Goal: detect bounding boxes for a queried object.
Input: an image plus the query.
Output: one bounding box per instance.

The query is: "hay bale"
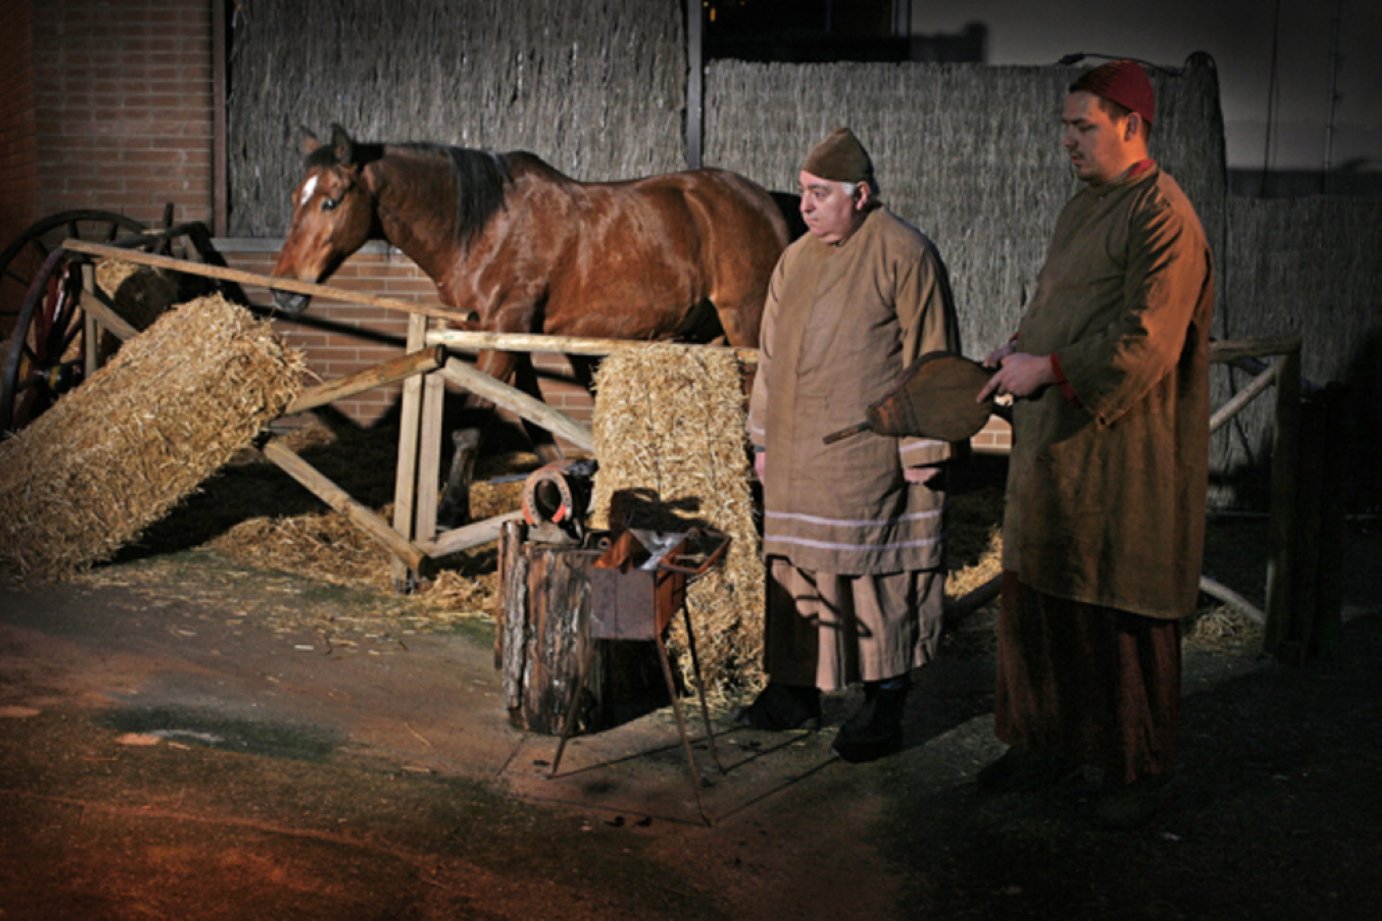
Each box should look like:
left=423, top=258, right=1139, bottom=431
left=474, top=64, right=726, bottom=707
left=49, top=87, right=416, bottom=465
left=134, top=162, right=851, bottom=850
left=0, top=294, right=304, bottom=579
left=591, top=345, right=763, bottom=699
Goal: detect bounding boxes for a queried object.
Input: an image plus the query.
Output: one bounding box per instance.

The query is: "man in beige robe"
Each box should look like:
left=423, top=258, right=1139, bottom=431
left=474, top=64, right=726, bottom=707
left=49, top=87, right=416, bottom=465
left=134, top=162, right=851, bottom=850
left=737, top=127, right=963, bottom=763
left=979, top=60, right=1214, bottom=826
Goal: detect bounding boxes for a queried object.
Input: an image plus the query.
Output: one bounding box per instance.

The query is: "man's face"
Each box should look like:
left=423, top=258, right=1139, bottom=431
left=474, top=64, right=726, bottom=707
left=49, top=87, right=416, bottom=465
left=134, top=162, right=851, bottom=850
left=1061, top=91, right=1134, bottom=184
left=798, top=170, right=866, bottom=244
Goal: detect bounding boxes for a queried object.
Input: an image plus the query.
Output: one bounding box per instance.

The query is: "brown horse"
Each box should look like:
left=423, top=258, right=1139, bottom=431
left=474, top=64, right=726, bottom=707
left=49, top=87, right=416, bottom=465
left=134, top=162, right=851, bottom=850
left=271, top=125, right=790, bottom=524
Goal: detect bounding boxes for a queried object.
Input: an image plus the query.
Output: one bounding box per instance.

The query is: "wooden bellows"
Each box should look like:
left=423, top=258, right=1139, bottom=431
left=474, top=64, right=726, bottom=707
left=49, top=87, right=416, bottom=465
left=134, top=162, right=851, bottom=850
left=823, top=351, right=996, bottom=444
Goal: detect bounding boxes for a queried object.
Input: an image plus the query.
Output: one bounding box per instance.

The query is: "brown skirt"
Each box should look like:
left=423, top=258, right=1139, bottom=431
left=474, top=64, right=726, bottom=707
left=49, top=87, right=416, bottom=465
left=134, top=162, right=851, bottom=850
left=764, top=557, right=944, bottom=691
left=994, top=572, right=1181, bottom=784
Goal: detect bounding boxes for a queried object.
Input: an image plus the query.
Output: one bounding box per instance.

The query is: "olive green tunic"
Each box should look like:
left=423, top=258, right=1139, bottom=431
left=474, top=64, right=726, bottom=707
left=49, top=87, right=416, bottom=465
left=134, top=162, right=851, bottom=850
left=1003, top=164, right=1214, bottom=620
left=748, top=207, right=962, bottom=575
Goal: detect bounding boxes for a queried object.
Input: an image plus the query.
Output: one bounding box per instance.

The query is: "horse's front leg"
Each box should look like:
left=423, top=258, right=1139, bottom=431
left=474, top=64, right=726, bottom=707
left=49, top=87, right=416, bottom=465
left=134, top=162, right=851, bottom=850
left=436, top=348, right=519, bottom=529
left=437, top=348, right=564, bottom=528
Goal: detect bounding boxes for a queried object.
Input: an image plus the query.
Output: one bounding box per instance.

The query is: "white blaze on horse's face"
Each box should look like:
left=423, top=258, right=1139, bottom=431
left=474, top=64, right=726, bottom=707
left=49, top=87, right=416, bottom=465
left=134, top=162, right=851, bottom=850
left=298, top=174, right=319, bottom=208
left=271, top=164, right=373, bottom=315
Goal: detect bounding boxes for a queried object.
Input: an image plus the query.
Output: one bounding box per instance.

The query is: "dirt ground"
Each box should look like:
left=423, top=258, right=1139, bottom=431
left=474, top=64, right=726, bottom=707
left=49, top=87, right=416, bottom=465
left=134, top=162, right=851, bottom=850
left=2, top=441, right=1380, bottom=919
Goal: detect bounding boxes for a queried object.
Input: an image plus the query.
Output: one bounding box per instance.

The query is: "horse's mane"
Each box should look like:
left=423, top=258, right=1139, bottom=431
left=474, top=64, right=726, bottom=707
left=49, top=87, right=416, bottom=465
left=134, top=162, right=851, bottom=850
left=404, top=143, right=511, bottom=246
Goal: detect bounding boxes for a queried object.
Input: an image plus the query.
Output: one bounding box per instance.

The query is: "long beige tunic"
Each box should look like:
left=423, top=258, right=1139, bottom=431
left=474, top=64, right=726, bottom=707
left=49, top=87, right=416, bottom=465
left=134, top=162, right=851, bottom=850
left=1003, top=164, right=1214, bottom=620
left=748, top=207, right=962, bottom=575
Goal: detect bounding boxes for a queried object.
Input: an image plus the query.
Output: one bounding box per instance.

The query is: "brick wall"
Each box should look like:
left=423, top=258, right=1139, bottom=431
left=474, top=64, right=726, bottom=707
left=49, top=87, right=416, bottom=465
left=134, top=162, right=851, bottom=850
left=32, top=0, right=213, bottom=228
left=0, top=3, right=38, bottom=273
left=971, top=416, right=1012, bottom=454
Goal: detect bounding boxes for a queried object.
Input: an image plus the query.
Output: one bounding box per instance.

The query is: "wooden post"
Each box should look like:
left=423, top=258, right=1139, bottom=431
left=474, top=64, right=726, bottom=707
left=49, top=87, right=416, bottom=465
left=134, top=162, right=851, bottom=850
left=686, top=0, right=703, bottom=170
left=1291, top=384, right=1346, bottom=657
left=81, top=265, right=100, bottom=379
left=1263, top=345, right=1301, bottom=660
left=416, top=320, right=445, bottom=544
left=390, top=315, right=429, bottom=587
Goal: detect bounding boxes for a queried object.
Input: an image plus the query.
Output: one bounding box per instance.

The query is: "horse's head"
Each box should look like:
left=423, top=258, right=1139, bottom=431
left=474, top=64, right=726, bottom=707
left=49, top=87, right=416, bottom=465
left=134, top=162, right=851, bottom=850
left=271, top=125, right=378, bottom=316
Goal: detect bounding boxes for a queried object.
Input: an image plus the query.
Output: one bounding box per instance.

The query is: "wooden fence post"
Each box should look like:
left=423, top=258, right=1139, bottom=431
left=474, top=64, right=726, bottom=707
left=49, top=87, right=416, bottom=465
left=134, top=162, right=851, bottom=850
left=390, top=314, right=429, bottom=588
left=1263, top=344, right=1301, bottom=660
left=416, top=319, right=445, bottom=546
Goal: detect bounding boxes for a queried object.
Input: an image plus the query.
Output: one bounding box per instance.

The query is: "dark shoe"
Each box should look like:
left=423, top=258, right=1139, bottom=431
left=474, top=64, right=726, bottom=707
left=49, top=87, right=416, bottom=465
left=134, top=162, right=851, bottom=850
left=832, top=681, right=908, bottom=763
left=976, top=747, right=1078, bottom=792
left=1091, top=773, right=1177, bottom=830
left=733, top=683, right=821, bottom=731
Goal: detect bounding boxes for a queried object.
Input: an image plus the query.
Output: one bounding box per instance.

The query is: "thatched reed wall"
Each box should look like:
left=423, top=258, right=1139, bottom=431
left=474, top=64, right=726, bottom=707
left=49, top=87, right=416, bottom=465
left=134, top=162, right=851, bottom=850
left=703, top=60, right=1228, bottom=364
left=1215, top=196, right=1382, bottom=508
left=228, top=0, right=685, bottom=236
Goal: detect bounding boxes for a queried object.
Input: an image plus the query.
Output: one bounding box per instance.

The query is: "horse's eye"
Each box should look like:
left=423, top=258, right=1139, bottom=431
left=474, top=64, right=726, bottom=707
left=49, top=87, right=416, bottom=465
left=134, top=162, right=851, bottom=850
left=321, top=197, right=340, bottom=212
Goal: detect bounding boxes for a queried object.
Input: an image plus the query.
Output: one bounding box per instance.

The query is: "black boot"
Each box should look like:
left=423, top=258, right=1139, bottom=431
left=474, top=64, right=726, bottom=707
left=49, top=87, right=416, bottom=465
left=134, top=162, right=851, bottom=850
left=832, top=678, right=908, bottom=763
left=733, top=682, right=821, bottom=731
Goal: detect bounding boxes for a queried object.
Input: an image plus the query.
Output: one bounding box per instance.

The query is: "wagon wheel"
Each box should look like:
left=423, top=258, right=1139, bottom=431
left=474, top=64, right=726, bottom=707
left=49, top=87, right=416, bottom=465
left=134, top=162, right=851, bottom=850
left=0, top=210, right=150, bottom=436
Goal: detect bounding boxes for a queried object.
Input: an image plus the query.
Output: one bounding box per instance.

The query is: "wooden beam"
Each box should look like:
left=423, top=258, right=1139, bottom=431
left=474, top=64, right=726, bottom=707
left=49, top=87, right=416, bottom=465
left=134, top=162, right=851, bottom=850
left=1209, top=336, right=1302, bottom=364
left=427, top=328, right=759, bottom=363
left=419, top=510, right=525, bottom=557
left=1210, top=363, right=1277, bottom=433
left=440, top=357, right=594, bottom=452
left=284, top=346, right=444, bottom=415
left=1198, top=575, right=1265, bottom=625
left=260, top=438, right=431, bottom=576
left=82, top=287, right=141, bottom=342
left=943, top=574, right=1001, bottom=623
left=62, top=239, right=464, bottom=321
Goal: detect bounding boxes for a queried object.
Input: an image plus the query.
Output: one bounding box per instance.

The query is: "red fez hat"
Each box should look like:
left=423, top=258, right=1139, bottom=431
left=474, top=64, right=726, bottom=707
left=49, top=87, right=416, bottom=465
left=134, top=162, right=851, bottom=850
left=1070, top=59, right=1156, bottom=126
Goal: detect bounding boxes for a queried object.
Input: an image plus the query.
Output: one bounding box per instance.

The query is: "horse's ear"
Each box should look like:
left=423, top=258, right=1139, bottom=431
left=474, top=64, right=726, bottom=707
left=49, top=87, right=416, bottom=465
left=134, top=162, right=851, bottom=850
left=298, top=126, right=322, bottom=157
left=330, top=124, right=356, bottom=167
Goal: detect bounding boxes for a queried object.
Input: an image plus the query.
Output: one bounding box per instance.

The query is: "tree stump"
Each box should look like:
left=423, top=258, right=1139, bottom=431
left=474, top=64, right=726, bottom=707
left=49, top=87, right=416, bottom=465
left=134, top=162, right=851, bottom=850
left=497, top=521, right=665, bottom=734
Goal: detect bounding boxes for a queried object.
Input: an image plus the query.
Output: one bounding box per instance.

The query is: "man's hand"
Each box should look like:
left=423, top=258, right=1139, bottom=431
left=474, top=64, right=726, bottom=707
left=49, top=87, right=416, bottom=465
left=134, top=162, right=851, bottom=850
left=983, top=341, right=1017, bottom=368
left=978, top=352, right=1057, bottom=402
left=753, top=449, right=766, bottom=483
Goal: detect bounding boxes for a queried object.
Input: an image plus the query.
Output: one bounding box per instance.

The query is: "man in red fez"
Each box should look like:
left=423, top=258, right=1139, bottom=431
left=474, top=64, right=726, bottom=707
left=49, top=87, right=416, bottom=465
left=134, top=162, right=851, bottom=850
left=978, top=60, right=1214, bottom=826
left=737, top=128, right=964, bottom=763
